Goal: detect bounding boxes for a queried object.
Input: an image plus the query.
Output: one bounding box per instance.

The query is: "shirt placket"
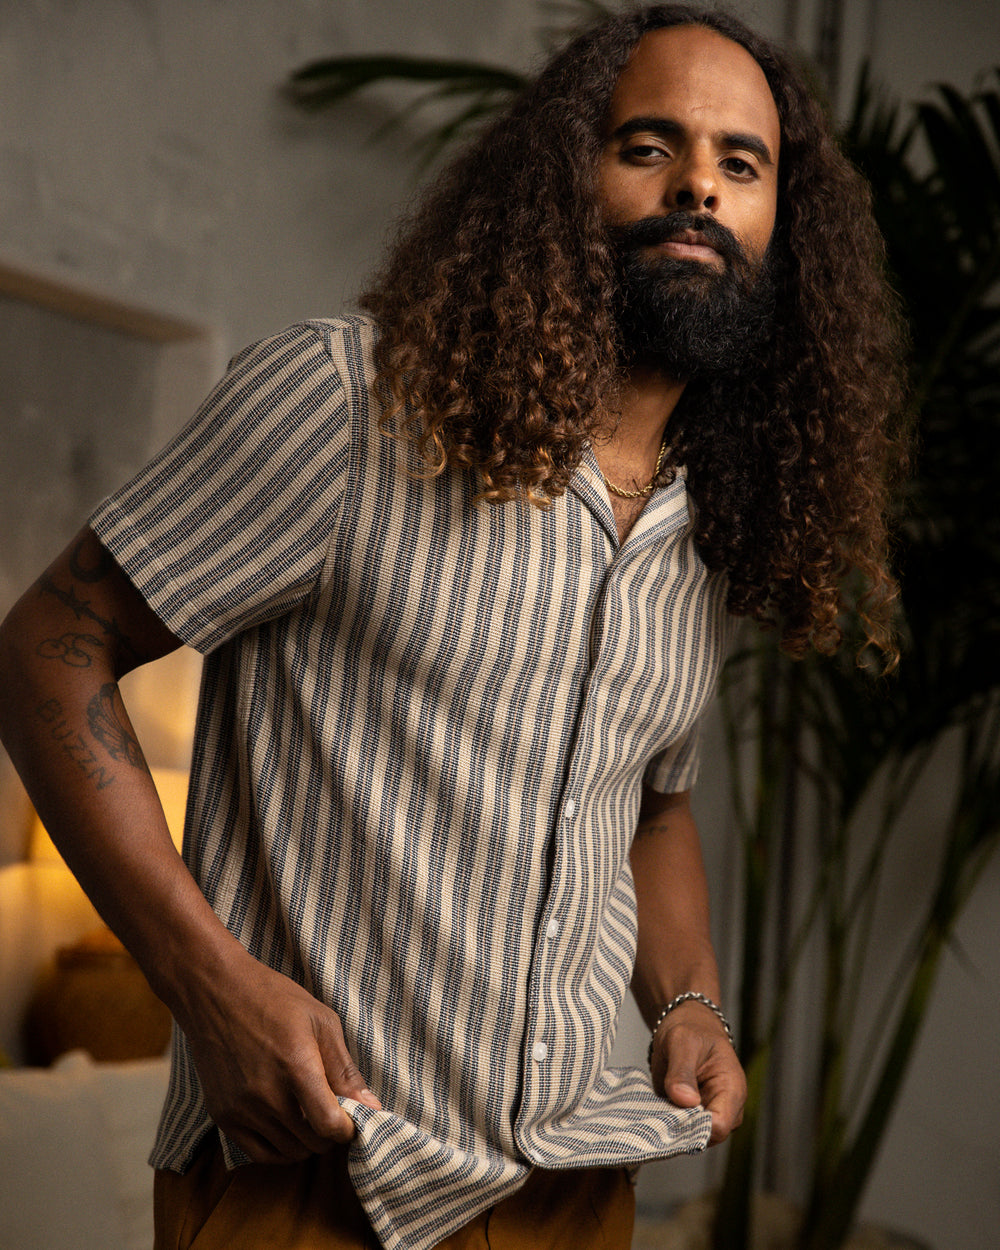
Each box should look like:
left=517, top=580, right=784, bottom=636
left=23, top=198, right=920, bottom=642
left=513, top=466, right=697, bottom=1156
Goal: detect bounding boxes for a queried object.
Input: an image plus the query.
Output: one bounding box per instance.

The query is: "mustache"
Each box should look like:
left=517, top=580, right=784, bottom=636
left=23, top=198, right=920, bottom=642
left=608, top=211, right=750, bottom=270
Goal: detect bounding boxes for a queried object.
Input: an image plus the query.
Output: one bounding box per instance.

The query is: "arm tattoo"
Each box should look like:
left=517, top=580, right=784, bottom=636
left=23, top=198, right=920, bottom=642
left=38, top=574, right=141, bottom=667
left=87, top=683, right=148, bottom=771
left=36, top=697, right=115, bottom=791
left=32, top=540, right=151, bottom=790
left=36, top=632, right=104, bottom=668
left=633, top=817, right=671, bottom=842
left=68, top=537, right=115, bottom=584
left=39, top=573, right=91, bottom=620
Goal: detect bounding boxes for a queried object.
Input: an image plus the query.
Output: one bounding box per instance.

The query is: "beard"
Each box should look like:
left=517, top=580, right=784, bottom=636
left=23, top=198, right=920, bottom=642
left=609, top=211, right=776, bottom=379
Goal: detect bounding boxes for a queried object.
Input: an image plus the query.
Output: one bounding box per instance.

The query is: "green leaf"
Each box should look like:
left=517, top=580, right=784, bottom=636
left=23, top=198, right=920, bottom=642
left=285, top=54, right=527, bottom=112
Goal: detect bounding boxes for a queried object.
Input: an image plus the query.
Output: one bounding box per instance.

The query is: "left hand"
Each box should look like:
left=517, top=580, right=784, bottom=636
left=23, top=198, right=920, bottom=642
left=650, top=1000, right=746, bottom=1145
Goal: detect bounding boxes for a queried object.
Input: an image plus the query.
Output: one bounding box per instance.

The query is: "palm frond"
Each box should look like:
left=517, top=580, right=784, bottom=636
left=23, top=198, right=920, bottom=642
left=284, top=0, right=611, bottom=167
left=716, top=63, right=1000, bottom=1250
left=285, top=54, right=527, bottom=113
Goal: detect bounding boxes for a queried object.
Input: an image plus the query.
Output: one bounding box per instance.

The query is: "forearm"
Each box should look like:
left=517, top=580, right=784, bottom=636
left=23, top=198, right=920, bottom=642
left=3, top=691, right=233, bottom=1017
left=630, top=787, right=744, bottom=1139
left=629, top=787, right=723, bottom=1027
left=0, top=539, right=243, bottom=1019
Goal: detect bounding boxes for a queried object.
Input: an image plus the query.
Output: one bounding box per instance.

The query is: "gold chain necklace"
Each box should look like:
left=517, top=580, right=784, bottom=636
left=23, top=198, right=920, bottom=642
left=601, top=438, right=668, bottom=500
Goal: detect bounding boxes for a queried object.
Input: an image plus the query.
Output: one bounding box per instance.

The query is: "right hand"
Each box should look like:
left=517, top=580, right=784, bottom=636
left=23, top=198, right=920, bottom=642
left=177, top=948, right=382, bottom=1164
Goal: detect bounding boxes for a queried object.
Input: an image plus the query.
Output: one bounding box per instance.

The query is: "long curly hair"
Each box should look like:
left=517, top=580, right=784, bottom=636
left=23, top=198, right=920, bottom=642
left=360, top=4, right=909, bottom=661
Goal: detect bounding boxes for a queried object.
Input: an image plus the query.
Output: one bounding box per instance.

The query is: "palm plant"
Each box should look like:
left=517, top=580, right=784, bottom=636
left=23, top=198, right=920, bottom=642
left=713, top=67, right=1000, bottom=1250
left=284, top=12, right=1000, bottom=1247
left=284, top=1, right=607, bottom=171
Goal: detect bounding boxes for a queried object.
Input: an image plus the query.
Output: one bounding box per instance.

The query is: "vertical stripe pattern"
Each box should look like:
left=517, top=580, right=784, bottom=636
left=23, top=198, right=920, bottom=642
left=90, top=317, right=735, bottom=1250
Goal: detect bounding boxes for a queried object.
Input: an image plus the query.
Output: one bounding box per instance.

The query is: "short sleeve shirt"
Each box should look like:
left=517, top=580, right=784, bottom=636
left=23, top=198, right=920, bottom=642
left=90, top=317, right=736, bottom=1250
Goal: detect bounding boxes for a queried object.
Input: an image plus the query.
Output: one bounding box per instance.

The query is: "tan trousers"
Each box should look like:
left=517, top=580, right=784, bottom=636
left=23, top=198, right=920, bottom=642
left=154, top=1134, right=636, bottom=1250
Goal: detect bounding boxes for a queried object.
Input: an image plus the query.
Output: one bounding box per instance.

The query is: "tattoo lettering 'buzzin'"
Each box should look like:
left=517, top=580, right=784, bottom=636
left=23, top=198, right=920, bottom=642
left=37, top=697, right=115, bottom=791
left=35, top=684, right=149, bottom=793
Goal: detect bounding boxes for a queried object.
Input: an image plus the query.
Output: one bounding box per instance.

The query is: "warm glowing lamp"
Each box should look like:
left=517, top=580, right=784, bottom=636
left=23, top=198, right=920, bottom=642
left=16, top=769, right=188, bottom=1065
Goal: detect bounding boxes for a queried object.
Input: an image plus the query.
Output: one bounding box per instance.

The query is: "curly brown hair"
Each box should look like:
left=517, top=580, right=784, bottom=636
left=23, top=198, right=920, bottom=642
left=360, top=4, right=909, bottom=661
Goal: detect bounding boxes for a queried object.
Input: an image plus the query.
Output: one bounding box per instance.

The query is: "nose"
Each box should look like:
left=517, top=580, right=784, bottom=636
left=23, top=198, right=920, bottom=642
left=669, top=150, right=719, bottom=212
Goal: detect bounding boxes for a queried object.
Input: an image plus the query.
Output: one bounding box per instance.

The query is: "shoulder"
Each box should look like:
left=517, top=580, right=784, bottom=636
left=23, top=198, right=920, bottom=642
left=285, top=314, right=379, bottom=377
left=209, top=316, right=381, bottom=446
left=226, top=314, right=377, bottom=375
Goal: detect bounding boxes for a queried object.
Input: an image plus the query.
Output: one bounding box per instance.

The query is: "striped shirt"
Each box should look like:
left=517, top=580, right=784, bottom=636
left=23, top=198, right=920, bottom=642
left=91, top=316, right=735, bottom=1250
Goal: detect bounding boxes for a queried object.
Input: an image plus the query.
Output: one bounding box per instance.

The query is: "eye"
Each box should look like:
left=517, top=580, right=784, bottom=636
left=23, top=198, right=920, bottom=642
left=722, top=156, right=758, bottom=179
left=623, top=141, right=670, bottom=164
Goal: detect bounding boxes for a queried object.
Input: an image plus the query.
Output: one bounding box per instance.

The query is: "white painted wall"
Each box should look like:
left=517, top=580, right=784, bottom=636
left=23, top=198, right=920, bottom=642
left=0, top=0, right=547, bottom=353
left=2, top=2, right=998, bottom=1247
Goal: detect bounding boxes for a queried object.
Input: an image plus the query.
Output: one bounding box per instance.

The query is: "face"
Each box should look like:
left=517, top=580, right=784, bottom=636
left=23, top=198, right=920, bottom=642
left=597, top=24, right=781, bottom=273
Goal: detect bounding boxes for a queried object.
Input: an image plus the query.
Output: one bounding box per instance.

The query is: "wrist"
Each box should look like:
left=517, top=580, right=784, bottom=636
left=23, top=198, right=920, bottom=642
left=647, top=991, right=735, bottom=1066
left=144, top=912, right=251, bottom=1025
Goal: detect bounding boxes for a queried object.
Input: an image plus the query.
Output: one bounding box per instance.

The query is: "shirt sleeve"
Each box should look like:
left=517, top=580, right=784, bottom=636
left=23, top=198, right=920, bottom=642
left=643, top=722, right=702, bottom=794
left=89, top=322, right=353, bottom=654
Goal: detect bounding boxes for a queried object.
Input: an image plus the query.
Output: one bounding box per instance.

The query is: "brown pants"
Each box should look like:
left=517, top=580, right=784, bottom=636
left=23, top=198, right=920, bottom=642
left=154, top=1134, right=635, bottom=1250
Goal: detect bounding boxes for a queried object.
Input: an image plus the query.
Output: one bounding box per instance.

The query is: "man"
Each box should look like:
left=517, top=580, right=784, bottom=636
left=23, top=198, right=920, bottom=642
left=0, top=5, right=906, bottom=1249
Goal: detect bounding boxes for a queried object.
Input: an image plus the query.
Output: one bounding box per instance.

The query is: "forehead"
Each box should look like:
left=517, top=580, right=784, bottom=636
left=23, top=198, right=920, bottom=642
left=607, top=24, right=781, bottom=157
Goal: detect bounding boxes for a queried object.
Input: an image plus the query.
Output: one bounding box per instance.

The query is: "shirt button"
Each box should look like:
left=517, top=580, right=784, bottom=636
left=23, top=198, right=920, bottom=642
left=564, top=798, right=577, bottom=818
left=546, top=918, right=560, bottom=940
left=532, top=1041, right=548, bottom=1063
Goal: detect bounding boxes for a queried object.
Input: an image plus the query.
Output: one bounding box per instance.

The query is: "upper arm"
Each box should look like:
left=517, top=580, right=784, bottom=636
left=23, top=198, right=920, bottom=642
left=86, top=325, right=356, bottom=654
left=637, top=785, right=693, bottom=829
left=631, top=786, right=705, bottom=907
left=4, top=526, right=184, bottom=679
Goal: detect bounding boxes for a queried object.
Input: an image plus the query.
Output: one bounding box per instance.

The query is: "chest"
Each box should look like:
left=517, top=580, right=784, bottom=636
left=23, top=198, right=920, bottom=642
left=319, top=464, right=720, bottom=737
left=609, top=493, right=650, bottom=544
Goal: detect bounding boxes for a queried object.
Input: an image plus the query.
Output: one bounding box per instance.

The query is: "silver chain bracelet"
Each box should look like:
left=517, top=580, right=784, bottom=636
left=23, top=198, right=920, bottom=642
left=647, top=991, right=735, bottom=1066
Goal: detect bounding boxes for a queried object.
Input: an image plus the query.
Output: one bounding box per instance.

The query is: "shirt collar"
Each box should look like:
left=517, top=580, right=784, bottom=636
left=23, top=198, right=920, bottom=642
left=569, top=447, right=692, bottom=552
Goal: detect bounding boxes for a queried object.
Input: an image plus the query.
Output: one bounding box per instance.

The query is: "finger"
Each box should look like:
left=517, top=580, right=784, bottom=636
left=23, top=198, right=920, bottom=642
left=660, top=1030, right=704, bottom=1108
left=701, top=1076, right=746, bottom=1144
left=286, top=1047, right=359, bottom=1144
left=286, top=1104, right=346, bottom=1155
left=700, top=1055, right=745, bottom=1145
left=205, top=1056, right=345, bottom=1156
left=288, top=1013, right=381, bottom=1144
left=229, top=1091, right=347, bottom=1157
left=316, top=1012, right=382, bottom=1111
left=224, top=1122, right=314, bottom=1166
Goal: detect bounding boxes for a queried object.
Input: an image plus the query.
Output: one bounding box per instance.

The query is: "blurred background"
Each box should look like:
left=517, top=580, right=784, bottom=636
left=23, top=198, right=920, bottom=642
left=1, top=3, right=998, bottom=1249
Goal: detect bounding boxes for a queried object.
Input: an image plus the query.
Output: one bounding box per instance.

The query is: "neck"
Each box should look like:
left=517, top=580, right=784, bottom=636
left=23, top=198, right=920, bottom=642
left=590, top=363, right=687, bottom=543
left=609, top=362, right=687, bottom=456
